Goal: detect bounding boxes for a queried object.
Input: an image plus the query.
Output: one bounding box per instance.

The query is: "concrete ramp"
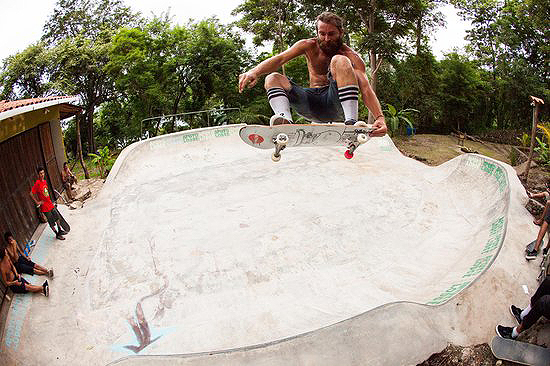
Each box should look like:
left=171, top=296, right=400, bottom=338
left=2, top=124, right=530, bottom=366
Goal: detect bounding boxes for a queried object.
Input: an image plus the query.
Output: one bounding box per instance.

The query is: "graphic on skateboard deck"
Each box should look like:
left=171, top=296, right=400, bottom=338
left=491, top=336, right=550, bottom=366
left=239, top=123, right=374, bottom=161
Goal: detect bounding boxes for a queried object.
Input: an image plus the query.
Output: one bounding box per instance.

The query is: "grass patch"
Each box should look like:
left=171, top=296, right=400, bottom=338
left=68, top=151, right=121, bottom=180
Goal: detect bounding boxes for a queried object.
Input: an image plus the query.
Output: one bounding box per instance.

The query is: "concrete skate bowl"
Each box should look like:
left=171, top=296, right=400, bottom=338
left=92, top=124, right=512, bottom=365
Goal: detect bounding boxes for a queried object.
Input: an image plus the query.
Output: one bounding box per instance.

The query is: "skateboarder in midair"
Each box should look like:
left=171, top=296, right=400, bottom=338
left=30, top=167, right=68, bottom=240
left=238, top=11, right=387, bottom=137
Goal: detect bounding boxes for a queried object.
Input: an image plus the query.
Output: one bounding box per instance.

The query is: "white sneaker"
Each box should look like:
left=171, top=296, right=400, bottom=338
left=269, top=115, right=292, bottom=126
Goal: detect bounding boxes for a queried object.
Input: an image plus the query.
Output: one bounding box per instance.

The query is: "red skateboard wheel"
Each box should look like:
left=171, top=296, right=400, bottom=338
left=344, top=150, right=354, bottom=159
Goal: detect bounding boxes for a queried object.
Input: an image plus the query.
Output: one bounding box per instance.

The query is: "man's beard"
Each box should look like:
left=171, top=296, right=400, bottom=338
left=317, top=37, right=343, bottom=57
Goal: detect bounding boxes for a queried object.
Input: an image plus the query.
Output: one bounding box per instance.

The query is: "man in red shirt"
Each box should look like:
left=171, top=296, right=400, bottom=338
left=30, top=167, right=68, bottom=240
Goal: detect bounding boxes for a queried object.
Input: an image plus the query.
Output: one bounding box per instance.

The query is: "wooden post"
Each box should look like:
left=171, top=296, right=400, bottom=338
left=524, top=96, right=545, bottom=181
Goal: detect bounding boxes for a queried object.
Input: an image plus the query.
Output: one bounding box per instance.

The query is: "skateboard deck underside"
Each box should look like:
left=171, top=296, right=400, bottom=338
left=239, top=124, right=372, bottom=150
left=526, top=240, right=536, bottom=253
left=57, top=207, right=71, bottom=233
left=491, top=336, right=550, bottom=366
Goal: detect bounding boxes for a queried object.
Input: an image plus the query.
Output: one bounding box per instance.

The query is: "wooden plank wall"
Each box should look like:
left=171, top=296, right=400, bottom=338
left=0, top=127, right=43, bottom=245
left=0, top=122, right=61, bottom=323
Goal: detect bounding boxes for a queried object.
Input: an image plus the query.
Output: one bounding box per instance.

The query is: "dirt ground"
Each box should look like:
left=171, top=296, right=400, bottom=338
left=393, top=134, right=550, bottom=190
left=67, top=134, right=550, bottom=366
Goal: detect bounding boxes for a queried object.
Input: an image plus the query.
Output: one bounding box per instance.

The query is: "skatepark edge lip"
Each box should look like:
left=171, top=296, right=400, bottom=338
left=102, top=124, right=512, bottom=365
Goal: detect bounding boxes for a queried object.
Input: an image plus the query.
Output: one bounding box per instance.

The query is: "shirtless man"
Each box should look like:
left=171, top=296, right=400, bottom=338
left=4, top=232, right=53, bottom=278
left=238, top=11, right=387, bottom=137
left=0, top=247, right=49, bottom=297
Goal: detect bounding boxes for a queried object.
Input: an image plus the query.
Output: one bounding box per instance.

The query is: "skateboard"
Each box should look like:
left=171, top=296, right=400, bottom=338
left=526, top=240, right=536, bottom=253
left=239, top=122, right=374, bottom=162
left=491, top=336, right=550, bottom=366
left=55, top=206, right=71, bottom=233
left=526, top=240, right=550, bottom=282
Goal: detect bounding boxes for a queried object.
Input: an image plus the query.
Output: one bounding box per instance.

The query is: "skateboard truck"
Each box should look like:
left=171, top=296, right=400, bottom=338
left=344, top=130, right=369, bottom=159
left=272, top=133, right=289, bottom=162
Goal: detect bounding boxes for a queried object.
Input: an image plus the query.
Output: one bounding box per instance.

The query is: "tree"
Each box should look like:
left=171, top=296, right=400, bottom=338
left=411, top=0, right=446, bottom=56
left=232, top=0, right=312, bottom=65
left=377, top=51, right=441, bottom=132
left=104, top=17, right=249, bottom=139
left=437, top=52, right=490, bottom=133
left=48, top=35, right=113, bottom=153
left=301, top=0, right=425, bottom=93
left=452, top=0, right=549, bottom=129
left=0, top=43, right=51, bottom=100
left=43, top=0, right=140, bottom=153
left=42, top=0, right=139, bottom=45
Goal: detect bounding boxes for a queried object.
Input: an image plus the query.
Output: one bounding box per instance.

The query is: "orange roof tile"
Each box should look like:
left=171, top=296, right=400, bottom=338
left=0, top=96, right=77, bottom=113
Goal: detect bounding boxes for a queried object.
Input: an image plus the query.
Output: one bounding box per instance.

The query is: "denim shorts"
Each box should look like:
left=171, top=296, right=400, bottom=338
left=287, top=73, right=345, bottom=123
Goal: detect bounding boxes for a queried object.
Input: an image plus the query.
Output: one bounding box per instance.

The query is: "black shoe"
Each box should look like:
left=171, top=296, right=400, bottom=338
left=344, top=119, right=357, bottom=125
left=42, top=280, right=49, bottom=297
left=510, top=305, right=522, bottom=324
left=526, top=249, right=538, bottom=260
left=496, top=325, right=515, bottom=339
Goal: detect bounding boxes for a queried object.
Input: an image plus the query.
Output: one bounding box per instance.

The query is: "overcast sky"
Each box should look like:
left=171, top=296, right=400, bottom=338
left=0, top=1, right=470, bottom=63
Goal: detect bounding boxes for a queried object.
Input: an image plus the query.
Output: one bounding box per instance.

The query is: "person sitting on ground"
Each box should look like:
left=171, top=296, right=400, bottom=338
left=0, top=247, right=48, bottom=297
left=496, top=276, right=550, bottom=339
left=4, top=232, right=53, bottom=278
left=30, top=166, right=68, bottom=240
left=526, top=195, right=550, bottom=260
left=61, top=162, right=77, bottom=200
left=528, top=182, right=550, bottom=226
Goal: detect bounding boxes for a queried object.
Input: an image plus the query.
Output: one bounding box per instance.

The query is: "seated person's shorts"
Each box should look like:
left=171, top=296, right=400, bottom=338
left=288, top=73, right=345, bottom=123
left=15, top=255, right=36, bottom=275
left=9, top=277, right=29, bottom=294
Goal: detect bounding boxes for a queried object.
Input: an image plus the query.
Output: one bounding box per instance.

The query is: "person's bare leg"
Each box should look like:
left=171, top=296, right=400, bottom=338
left=535, top=201, right=549, bottom=225
left=534, top=221, right=548, bottom=251
left=264, top=72, right=291, bottom=91
left=330, top=55, right=357, bottom=86
left=264, top=73, right=293, bottom=125
left=330, top=55, right=359, bottom=123
left=32, top=264, right=49, bottom=276
left=24, top=281, right=48, bottom=296
left=24, top=283, right=42, bottom=293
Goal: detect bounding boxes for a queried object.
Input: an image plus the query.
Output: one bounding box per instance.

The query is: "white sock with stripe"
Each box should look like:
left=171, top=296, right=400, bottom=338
left=267, top=88, right=293, bottom=122
left=521, top=304, right=531, bottom=319
left=338, top=85, right=359, bottom=122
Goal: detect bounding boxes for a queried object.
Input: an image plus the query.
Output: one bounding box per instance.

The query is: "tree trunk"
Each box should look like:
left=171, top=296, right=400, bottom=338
left=416, top=14, right=422, bottom=56
left=76, top=112, right=90, bottom=179
left=86, top=104, right=96, bottom=153
left=278, top=11, right=286, bottom=75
